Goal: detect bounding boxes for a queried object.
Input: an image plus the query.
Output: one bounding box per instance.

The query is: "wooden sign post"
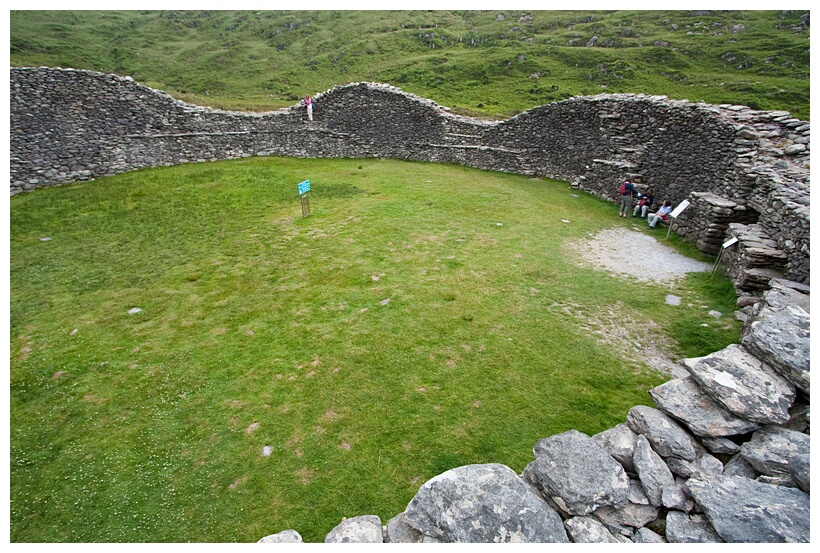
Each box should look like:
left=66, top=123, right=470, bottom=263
left=713, top=235, right=739, bottom=275
left=298, top=179, right=311, bottom=217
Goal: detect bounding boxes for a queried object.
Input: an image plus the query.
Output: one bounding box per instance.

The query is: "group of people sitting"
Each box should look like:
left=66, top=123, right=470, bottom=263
left=617, top=179, right=672, bottom=228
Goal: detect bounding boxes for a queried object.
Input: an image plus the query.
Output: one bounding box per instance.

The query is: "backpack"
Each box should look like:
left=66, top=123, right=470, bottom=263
left=618, top=181, right=628, bottom=195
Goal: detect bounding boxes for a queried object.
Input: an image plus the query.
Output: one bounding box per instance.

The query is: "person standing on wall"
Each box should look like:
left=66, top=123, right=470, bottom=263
left=617, top=178, right=637, bottom=218
left=305, top=94, right=313, bottom=121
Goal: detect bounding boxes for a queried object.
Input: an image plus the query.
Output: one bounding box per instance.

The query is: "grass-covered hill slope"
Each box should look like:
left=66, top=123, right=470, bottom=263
left=9, top=9, right=810, bottom=119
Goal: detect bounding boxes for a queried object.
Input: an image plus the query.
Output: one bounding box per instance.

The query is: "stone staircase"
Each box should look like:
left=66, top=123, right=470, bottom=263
left=723, top=223, right=789, bottom=296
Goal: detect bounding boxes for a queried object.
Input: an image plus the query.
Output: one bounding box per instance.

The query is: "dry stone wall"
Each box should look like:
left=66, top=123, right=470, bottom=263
left=10, top=67, right=809, bottom=286
left=10, top=67, right=811, bottom=542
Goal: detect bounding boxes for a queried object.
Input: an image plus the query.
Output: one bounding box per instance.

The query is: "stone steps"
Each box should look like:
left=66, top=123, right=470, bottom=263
left=724, top=223, right=788, bottom=295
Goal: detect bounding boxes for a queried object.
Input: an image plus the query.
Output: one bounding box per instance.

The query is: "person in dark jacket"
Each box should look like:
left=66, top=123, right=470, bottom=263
left=618, top=179, right=637, bottom=218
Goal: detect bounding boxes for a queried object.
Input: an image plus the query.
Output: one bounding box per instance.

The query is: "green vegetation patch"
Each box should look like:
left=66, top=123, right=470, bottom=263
left=10, top=157, right=740, bottom=542
left=9, top=10, right=810, bottom=119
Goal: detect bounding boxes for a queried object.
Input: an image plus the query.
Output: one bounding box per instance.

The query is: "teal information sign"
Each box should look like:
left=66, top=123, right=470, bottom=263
left=298, top=179, right=311, bottom=195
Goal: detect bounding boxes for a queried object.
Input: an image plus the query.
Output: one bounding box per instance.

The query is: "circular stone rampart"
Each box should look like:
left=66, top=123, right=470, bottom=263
left=10, top=67, right=809, bottom=284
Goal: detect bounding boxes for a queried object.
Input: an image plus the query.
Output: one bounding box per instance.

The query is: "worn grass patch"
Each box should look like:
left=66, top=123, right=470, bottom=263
left=9, top=157, right=739, bottom=542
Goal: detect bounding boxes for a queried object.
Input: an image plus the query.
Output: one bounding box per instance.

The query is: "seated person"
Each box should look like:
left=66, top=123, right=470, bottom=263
left=633, top=189, right=654, bottom=218
left=648, top=200, right=672, bottom=228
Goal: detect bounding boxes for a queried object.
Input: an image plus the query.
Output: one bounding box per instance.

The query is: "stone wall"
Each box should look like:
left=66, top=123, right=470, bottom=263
left=10, top=67, right=811, bottom=542
left=10, top=67, right=809, bottom=285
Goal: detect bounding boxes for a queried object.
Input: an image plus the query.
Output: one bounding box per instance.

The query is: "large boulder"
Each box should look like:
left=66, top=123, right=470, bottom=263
left=626, top=405, right=700, bottom=460
left=687, top=475, right=810, bottom=543
left=742, top=304, right=810, bottom=395
left=403, top=463, right=568, bottom=543
left=522, top=429, right=629, bottom=516
left=324, top=515, right=383, bottom=543
left=739, top=425, right=811, bottom=479
left=648, top=376, right=760, bottom=437
left=683, top=344, right=796, bottom=424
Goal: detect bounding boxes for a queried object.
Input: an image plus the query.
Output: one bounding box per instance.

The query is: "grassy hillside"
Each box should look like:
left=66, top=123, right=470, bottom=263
left=9, top=10, right=810, bottom=119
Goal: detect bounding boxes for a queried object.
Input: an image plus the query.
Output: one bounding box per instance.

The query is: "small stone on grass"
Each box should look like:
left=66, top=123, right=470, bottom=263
left=665, top=295, right=681, bottom=306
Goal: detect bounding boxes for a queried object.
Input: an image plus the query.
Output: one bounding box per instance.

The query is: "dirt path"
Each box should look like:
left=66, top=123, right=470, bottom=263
left=563, top=228, right=713, bottom=378
left=568, top=227, right=712, bottom=286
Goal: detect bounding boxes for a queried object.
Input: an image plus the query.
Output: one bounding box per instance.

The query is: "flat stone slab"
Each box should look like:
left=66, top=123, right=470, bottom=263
left=700, top=436, right=741, bottom=455
left=632, top=434, right=674, bottom=507
left=523, top=429, right=629, bottom=516
left=665, top=452, right=723, bottom=480
left=739, top=425, right=810, bottom=478
left=741, top=304, right=810, bottom=395
left=687, top=475, right=810, bottom=543
left=723, top=454, right=760, bottom=479
left=665, top=294, right=681, bottom=306
left=683, top=344, right=796, bottom=424
left=626, top=405, right=700, bottom=461
left=404, top=463, right=568, bottom=543
left=649, top=376, right=760, bottom=437
left=592, top=501, right=659, bottom=534
left=564, top=515, right=622, bottom=543
left=634, top=527, right=666, bottom=543
left=762, top=278, right=810, bottom=312
left=665, top=511, right=723, bottom=543
left=592, top=423, right=637, bottom=473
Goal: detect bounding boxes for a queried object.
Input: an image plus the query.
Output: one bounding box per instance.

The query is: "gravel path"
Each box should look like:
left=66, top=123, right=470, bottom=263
left=563, top=227, right=713, bottom=378
left=569, top=227, right=712, bottom=285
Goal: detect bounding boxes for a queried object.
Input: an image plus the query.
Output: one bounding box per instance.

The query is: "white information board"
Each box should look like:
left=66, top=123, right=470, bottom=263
left=722, top=236, right=739, bottom=249
left=670, top=199, right=690, bottom=219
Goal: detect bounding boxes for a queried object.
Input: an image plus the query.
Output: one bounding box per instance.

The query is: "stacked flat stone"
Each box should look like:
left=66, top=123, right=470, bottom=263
left=674, top=192, right=757, bottom=255
left=723, top=223, right=789, bottom=295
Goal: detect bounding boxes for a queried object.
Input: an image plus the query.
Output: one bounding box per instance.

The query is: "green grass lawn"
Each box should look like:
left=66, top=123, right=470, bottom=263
left=9, top=157, right=739, bottom=542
